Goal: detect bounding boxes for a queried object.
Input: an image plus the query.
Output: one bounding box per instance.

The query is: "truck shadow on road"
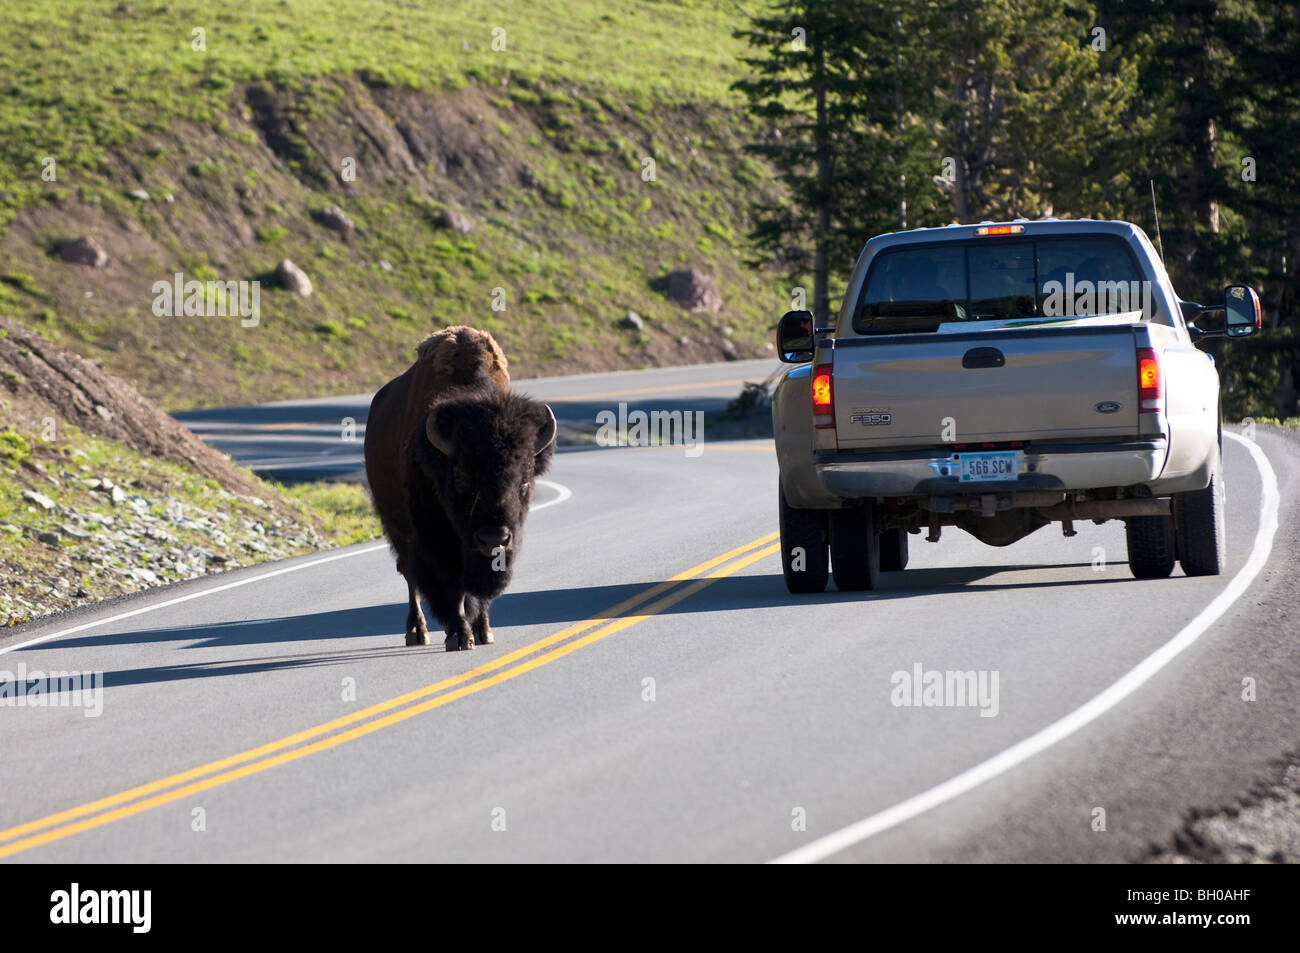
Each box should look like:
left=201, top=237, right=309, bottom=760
left=490, top=561, right=1146, bottom=621
left=54, top=560, right=1159, bottom=692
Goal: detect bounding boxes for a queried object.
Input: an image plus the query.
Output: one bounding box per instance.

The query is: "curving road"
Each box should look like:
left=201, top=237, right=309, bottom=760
left=171, top=358, right=783, bottom=482
left=1, top=362, right=1296, bottom=863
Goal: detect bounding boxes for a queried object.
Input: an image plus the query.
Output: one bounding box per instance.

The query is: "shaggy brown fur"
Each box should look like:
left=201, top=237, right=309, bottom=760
left=364, top=326, right=555, bottom=651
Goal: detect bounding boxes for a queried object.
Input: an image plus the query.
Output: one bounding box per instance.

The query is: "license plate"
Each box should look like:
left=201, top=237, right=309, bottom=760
left=957, top=451, right=1021, bottom=482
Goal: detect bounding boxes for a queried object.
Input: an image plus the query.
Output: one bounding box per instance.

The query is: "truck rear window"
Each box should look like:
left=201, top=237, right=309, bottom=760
left=853, top=236, right=1147, bottom=334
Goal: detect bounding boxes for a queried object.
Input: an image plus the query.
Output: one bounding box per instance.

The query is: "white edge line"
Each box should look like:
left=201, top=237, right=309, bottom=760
left=0, top=479, right=575, bottom=657
left=0, top=544, right=389, bottom=658
left=530, top=479, right=573, bottom=512
left=770, top=432, right=1280, bottom=864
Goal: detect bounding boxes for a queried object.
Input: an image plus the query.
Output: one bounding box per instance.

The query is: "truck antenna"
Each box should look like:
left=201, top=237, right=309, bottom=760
left=1149, top=179, right=1165, bottom=261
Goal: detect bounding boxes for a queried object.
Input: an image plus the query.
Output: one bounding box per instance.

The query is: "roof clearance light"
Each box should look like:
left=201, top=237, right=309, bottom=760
left=975, top=225, right=1024, bottom=236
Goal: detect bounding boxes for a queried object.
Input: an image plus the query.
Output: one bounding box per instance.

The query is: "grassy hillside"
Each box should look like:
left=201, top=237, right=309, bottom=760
left=0, top=1, right=786, bottom=409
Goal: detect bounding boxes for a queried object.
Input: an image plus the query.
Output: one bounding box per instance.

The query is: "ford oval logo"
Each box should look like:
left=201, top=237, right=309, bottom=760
left=1096, top=401, right=1122, bottom=414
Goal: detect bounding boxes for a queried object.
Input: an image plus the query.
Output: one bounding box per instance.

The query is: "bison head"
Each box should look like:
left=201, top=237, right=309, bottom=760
left=414, top=387, right=557, bottom=596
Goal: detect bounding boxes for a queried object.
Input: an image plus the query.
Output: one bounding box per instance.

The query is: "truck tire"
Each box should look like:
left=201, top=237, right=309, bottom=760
left=880, top=528, right=909, bottom=572
left=830, top=506, right=881, bottom=591
left=780, top=485, right=828, bottom=593
left=1174, top=444, right=1226, bottom=576
left=1125, top=515, right=1176, bottom=579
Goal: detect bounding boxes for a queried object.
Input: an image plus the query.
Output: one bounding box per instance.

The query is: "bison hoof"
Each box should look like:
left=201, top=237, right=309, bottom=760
left=444, top=633, right=473, bottom=652
left=405, top=629, right=429, bottom=647
left=476, top=629, right=494, bottom=645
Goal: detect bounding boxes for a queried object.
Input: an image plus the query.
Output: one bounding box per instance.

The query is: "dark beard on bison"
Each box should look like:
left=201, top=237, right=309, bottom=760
left=462, top=547, right=513, bottom=598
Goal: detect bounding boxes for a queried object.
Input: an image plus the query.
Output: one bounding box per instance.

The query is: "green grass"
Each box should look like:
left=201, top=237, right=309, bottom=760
left=255, top=225, right=290, bottom=243
left=0, top=428, right=30, bottom=466
left=280, top=481, right=381, bottom=547
left=0, top=0, right=748, bottom=225
left=315, top=319, right=350, bottom=340
left=0, top=0, right=785, bottom=409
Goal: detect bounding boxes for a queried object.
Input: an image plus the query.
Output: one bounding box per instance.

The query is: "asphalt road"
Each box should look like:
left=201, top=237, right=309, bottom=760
left=1, top=363, right=1296, bottom=863
left=172, top=358, right=783, bottom=481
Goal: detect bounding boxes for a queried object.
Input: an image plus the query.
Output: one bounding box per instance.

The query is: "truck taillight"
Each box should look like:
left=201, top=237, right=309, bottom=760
left=812, top=363, right=834, bottom=428
left=1137, top=347, right=1163, bottom=412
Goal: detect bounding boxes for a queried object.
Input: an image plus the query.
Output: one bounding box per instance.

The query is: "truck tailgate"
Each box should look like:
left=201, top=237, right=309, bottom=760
left=831, top=325, right=1140, bottom=449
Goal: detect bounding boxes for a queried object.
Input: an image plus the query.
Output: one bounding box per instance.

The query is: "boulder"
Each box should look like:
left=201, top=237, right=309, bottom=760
left=22, top=490, right=56, bottom=511
left=276, top=259, right=313, bottom=296
left=316, top=205, right=355, bottom=234
left=433, top=208, right=474, bottom=233
left=59, top=237, right=109, bottom=268
left=666, top=269, right=722, bottom=313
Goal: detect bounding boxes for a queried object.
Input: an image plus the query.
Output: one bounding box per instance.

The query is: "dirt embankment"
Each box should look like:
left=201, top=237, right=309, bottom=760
left=1, top=315, right=264, bottom=497
left=0, top=316, right=373, bottom=627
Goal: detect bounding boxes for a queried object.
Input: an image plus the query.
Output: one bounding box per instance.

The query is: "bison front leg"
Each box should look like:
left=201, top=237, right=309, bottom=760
left=430, top=593, right=474, bottom=652
left=404, top=580, right=430, bottom=646
left=466, top=595, right=493, bottom=645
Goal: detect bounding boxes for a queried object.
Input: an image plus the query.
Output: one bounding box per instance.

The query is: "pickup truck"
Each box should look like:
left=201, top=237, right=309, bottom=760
left=772, top=219, right=1261, bottom=592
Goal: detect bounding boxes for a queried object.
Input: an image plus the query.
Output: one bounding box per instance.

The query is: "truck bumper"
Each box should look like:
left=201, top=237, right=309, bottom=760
left=814, top=439, right=1169, bottom=498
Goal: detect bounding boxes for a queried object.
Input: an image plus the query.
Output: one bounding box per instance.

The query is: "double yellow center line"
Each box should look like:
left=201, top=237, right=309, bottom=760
left=0, top=531, right=781, bottom=859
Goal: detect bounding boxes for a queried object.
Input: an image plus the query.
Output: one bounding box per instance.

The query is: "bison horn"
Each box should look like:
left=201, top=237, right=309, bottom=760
left=535, top=405, right=557, bottom=455
left=425, top=410, right=454, bottom=456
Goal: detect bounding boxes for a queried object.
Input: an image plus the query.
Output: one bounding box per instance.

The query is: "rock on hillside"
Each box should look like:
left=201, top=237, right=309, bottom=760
left=667, top=269, right=723, bottom=313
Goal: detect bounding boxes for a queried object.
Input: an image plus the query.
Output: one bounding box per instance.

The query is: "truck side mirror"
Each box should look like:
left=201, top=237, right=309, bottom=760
left=1224, top=285, right=1261, bottom=338
left=777, top=310, right=815, bottom=363
left=1186, top=305, right=1227, bottom=339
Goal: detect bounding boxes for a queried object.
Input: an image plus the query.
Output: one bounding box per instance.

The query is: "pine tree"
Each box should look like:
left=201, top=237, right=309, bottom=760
left=733, top=2, right=913, bottom=325
left=907, top=0, right=1140, bottom=224
left=1232, top=0, right=1300, bottom=413
left=733, top=0, right=1140, bottom=325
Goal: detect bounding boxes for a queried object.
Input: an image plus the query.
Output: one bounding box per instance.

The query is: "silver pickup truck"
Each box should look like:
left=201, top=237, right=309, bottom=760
left=772, top=219, right=1261, bottom=592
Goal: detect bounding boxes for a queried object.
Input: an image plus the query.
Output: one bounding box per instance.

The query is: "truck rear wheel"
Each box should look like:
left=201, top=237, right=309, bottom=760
left=830, top=507, right=881, bottom=591
left=880, top=528, right=909, bottom=572
left=1174, top=444, right=1226, bottom=576
left=1125, top=515, right=1176, bottom=579
left=779, top=485, right=828, bottom=594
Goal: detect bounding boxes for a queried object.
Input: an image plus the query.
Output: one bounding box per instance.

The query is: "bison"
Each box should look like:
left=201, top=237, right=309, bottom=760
left=364, top=326, right=556, bottom=651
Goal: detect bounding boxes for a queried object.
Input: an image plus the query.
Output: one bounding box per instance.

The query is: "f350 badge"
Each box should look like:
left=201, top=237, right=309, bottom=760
left=850, top=407, right=893, bottom=426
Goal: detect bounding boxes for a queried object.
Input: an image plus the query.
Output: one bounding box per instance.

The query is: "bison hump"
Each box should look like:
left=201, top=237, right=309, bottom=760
left=416, top=326, right=509, bottom=392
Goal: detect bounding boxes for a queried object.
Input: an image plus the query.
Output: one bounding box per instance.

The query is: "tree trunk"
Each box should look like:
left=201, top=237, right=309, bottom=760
left=814, top=36, right=831, bottom=326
